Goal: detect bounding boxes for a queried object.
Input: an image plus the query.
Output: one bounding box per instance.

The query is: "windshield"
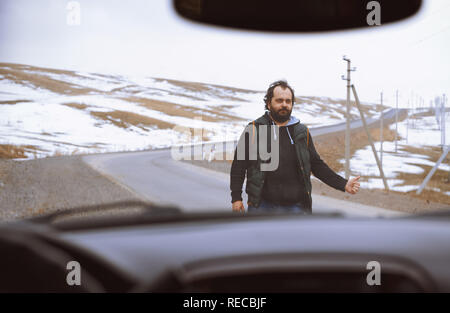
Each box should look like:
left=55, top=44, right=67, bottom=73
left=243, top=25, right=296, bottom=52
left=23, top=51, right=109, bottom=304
left=0, top=0, right=449, bottom=223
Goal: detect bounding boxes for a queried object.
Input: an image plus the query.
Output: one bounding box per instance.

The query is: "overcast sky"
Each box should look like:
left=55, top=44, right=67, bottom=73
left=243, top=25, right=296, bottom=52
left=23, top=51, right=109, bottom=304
left=1, top=0, right=449, bottom=107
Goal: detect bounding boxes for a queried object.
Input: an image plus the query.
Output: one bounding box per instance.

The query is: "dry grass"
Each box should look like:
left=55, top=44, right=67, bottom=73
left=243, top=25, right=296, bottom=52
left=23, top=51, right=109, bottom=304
left=90, top=110, right=176, bottom=130
left=153, top=77, right=257, bottom=101
left=61, top=102, right=90, bottom=110
left=314, top=124, right=449, bottom=205
left=90, top=108, right=214, bottom=139
left=125, top=96, right=245, bottom=122
left=296, top=96, right=385, bottom=119
left=0, top=62, right=75, bottom=76
left=392, top=145, right=450, bottom=204
left=112, top=84, right=207, bottom=101
left=60, top=96, right=245, bottom=124
left=0, top=63, right=97, bottom=95
left=0, top=144, right=26, bottom=159
left=0, top=99, right=33, bottom=105
left=0, top=144, right=38, bottom=159
left=409, top=109, right=437, bottom=118
left=401, top=145, right=444, bottom=160
left=314, top=126, right=398, bottom=174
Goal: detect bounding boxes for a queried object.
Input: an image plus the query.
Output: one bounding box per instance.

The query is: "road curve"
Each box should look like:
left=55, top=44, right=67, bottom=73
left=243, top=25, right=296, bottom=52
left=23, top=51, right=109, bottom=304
left=83, top=109, right=406, bottom=217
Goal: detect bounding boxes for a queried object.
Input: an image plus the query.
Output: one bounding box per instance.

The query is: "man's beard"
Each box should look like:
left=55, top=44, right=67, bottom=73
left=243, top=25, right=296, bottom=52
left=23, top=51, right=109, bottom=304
left=269, top=107, right=292, bottom=123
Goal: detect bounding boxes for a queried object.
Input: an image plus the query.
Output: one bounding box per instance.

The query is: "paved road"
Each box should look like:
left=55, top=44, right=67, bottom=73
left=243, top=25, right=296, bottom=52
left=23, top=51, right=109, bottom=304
left=83, top=109, right=406, bottom=217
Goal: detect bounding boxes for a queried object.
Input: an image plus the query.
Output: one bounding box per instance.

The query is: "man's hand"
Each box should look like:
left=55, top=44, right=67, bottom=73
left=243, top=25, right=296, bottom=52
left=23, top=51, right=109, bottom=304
left=345, top=176, right=361, bottom=194
left=232, top=200, right=245, bottom=212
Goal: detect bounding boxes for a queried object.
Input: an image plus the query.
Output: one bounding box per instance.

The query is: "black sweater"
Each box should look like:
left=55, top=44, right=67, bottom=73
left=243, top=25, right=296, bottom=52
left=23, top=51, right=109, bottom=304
left=230, top=123, right=348, bottom=205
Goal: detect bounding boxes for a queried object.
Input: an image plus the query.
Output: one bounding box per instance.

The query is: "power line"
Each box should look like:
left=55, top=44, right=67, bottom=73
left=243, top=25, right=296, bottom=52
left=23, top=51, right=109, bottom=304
left=408, top=23, right=450, bottom=46
left=423, top=2, right=450, bottom=20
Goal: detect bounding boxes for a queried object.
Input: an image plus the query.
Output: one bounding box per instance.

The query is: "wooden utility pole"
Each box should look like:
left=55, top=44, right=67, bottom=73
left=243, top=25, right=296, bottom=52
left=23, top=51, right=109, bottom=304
left=442, top=95, right=444, bottom=143
left=342, top=56, right=356, bottom=180
left=395, top=90, right=399, bottom=153
left=406, top=99, right=409, bottom=144
left=380, top=92, right=383, bottom=167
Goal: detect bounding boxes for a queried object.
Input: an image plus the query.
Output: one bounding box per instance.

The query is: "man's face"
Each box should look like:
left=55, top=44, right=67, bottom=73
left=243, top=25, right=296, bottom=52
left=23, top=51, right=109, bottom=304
left=268, top=86, right=293, bottom=123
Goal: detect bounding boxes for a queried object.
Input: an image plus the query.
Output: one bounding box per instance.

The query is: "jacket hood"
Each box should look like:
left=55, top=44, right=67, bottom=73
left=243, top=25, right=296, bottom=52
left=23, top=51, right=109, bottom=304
left=285, top=115, right=300, bottom=126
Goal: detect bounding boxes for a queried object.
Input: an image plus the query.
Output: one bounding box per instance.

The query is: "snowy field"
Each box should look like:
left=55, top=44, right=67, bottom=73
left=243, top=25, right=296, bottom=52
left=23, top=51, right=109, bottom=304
left=0, top=63, right=380, bottom=159
left=339, top=113, right=450, bottom=195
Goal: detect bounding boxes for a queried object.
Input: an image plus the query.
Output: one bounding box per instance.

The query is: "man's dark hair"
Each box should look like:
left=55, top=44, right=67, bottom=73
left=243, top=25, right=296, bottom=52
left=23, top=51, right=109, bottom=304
left=264, top=80, right=295, bottom=110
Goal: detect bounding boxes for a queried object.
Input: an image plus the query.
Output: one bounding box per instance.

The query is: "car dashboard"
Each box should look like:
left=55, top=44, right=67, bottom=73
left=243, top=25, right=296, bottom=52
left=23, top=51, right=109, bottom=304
left=1, top=210, right=449, bottom=293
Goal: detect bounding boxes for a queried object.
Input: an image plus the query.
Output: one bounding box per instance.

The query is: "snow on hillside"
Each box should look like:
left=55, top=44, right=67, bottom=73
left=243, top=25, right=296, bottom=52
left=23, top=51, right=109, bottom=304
left=0, top=63, right=381, bottom=159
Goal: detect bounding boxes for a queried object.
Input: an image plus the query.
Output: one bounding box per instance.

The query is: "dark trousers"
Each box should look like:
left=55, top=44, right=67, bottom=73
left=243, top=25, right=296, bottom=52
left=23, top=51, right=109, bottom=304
left=248, top=199, right=309, bottom=215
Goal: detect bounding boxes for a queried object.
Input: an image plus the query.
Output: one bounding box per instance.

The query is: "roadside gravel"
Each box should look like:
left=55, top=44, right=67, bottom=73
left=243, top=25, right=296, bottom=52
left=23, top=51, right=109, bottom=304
left=0, top=156, right=141, bottom=222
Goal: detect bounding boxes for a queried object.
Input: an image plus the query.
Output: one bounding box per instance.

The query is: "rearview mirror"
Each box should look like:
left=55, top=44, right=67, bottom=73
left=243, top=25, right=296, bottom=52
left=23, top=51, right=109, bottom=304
left=173, top=0, right=422, bottom=32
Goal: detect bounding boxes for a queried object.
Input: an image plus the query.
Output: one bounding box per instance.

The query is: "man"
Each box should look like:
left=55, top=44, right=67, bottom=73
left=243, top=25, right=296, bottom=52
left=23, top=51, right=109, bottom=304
left=230, top=80, right=360, bottom=214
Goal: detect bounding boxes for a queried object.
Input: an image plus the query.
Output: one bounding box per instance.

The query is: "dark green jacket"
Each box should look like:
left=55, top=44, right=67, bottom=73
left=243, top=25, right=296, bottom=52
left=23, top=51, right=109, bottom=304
left=230, top=112, right=348, bottom=213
